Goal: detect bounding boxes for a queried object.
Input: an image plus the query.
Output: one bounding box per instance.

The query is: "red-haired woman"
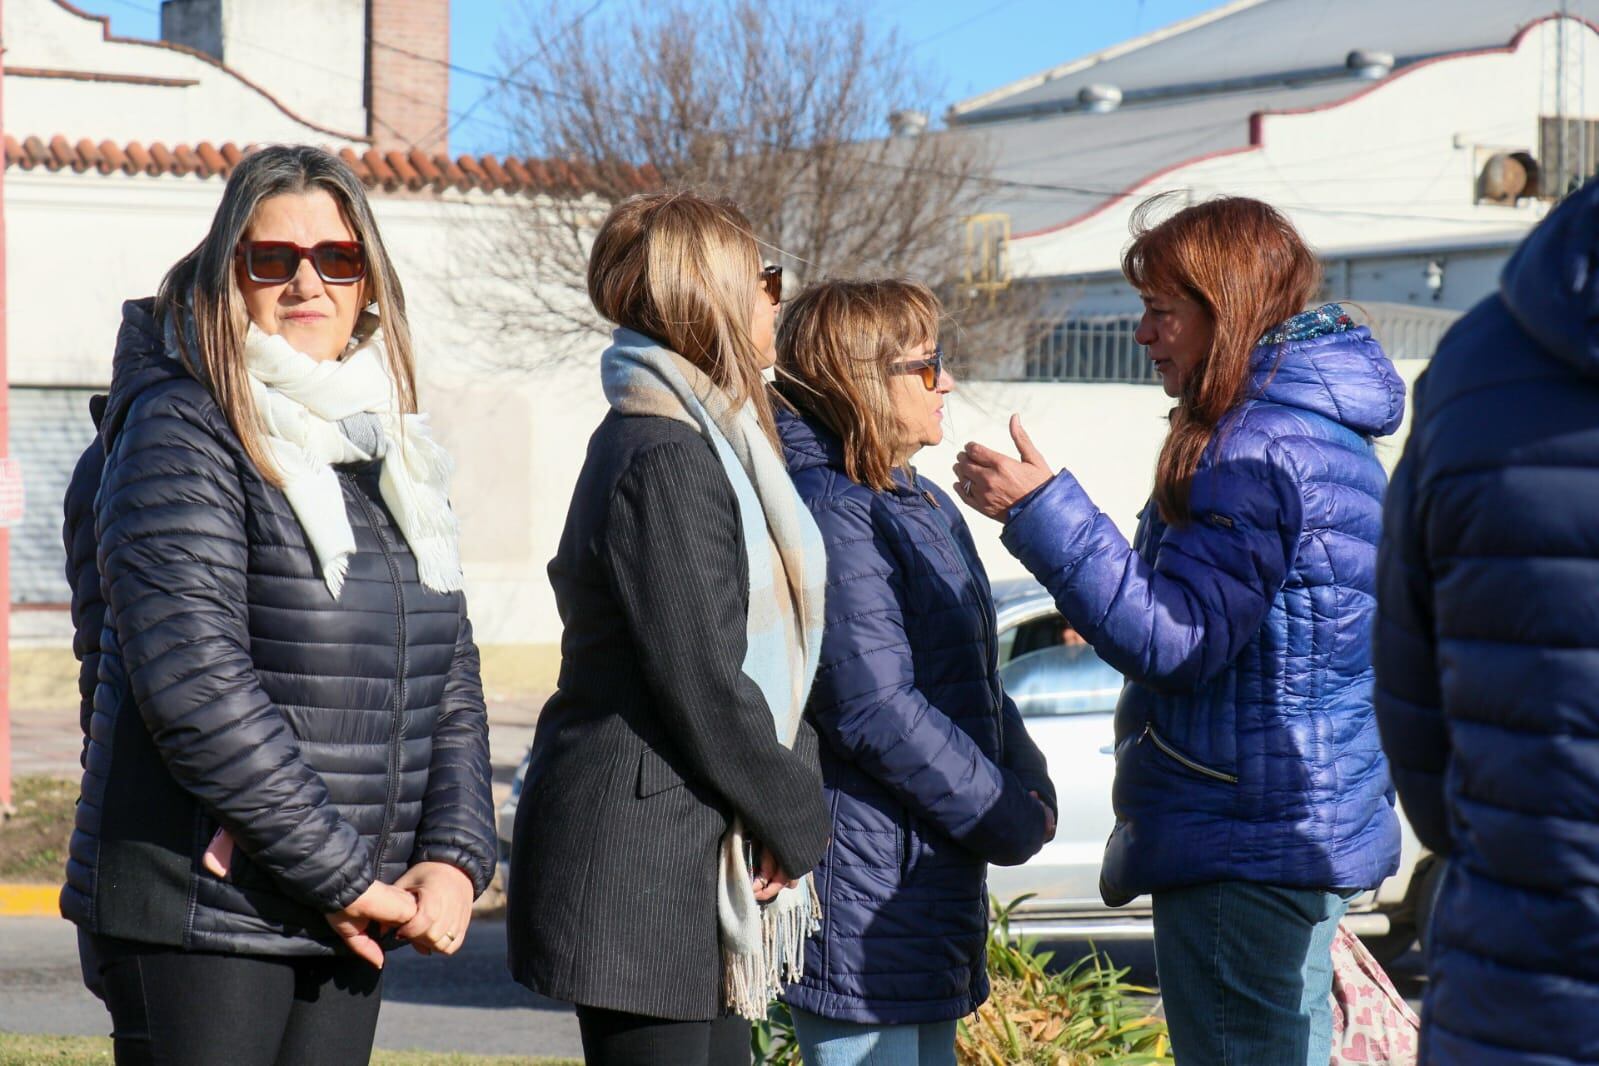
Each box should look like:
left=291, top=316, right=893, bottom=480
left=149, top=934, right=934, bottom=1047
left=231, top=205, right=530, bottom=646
left=955, top=196, right=1406, bottom=1064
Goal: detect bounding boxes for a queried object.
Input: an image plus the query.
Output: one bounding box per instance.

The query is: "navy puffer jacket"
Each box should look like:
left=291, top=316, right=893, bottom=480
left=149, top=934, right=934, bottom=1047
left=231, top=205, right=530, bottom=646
left=1003, top=311, right=1405, bottom=904
left=60, top=299, right=496, bottom=955
left=777, top=407, right=1054, bottom=1025
left=1376, top=183, right=1599, bottom=1064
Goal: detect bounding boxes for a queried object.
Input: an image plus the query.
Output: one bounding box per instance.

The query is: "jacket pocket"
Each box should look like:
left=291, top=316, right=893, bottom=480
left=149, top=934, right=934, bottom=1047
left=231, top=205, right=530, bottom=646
left=636, top=748, right=688, bottom=798
left=1141, top=724, right=1239, bottom=784
left=899, top=807, right=920, bottom=878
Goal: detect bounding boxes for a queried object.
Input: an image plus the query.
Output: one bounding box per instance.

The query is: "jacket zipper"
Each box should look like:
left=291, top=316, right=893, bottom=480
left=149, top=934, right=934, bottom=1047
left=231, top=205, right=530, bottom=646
left=344, top=471, right=408, bottom=881
left=919, top=487, right=1004, bottom=759
left=1140, top=723, right=1239, bottom=784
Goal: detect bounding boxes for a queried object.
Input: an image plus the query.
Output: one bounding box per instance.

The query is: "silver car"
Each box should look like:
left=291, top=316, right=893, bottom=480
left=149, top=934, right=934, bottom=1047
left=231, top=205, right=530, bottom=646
left=498, top=577, right=1441, bottom=960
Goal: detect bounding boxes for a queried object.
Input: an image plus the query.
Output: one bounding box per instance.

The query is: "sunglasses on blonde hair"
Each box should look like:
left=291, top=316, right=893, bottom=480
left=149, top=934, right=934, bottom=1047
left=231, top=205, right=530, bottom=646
left=236, top=240, right=367, bottom=285
left=892, top=344, right=943, bottom=390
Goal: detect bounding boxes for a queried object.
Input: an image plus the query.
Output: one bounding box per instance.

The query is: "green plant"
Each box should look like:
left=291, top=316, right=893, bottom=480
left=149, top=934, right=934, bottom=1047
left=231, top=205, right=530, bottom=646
left=754, top=896, right=1171, bottom=1065
left=958, top=896, right=1171, bottom=1066
left=752, top=1000, right=802, bottom=1066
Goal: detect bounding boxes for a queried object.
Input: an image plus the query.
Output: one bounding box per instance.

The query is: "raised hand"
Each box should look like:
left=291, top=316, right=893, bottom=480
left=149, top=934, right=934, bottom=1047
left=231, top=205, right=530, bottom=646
left=325, top=880, right=418, bottom=969
left=395, top=861, right=476, bottom=956
left=952, top=414, right=1054, bottom=521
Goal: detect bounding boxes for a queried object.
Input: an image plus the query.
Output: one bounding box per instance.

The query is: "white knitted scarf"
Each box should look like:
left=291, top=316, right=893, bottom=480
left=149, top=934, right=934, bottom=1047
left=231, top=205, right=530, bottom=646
left=242, top=322, right=462, bottom=598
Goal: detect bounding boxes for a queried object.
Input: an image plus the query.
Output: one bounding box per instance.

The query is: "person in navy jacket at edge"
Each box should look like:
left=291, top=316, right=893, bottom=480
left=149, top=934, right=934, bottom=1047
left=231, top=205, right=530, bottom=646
left=954, top=195, right=1405, bottom=1066
left=1376, top=178, right=1599, bottom=1065
left=772, top=278, right=1056, bottom=1066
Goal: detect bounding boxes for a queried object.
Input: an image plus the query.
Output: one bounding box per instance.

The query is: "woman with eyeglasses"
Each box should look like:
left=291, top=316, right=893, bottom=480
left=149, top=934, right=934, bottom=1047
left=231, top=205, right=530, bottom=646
left=954, top=196, right=1404, bottom=1064
left=60, top=145, right=496, bottom=1065
left=772, top=279, right=1055, bottom=1066
left=506, top=192, right=831, bottom=1066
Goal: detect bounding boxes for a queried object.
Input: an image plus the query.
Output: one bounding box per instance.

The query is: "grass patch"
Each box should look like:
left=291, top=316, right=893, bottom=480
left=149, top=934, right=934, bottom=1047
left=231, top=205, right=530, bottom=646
left=10, top=648, right=80, bottom=712
left=0, top=776, right=77, bottom=882
left=0, top=1033, right=580, bottom=1065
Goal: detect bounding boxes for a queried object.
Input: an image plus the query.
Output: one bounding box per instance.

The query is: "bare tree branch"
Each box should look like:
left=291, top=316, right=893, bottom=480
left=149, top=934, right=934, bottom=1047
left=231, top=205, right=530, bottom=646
left=454, top=0, right=1045, bottom=373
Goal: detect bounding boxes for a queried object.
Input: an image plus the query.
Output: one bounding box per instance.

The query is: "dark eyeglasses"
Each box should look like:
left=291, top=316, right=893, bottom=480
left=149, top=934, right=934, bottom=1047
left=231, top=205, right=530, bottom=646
left=236, top=241, right=368, bottom=285
left=892, top=344, right=944, bottom=390
left=760, top=265, right=783, bottom=306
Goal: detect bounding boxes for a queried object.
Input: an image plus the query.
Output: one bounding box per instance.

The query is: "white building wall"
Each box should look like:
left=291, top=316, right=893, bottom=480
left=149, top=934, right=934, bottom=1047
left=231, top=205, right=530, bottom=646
left=16, top=167, right=1400, bottom=646
left=178, top=0, right=369, bottom=136
left=1012, top=17, right=1593, bottom=281
left=3, top=0, right=364, bottom=144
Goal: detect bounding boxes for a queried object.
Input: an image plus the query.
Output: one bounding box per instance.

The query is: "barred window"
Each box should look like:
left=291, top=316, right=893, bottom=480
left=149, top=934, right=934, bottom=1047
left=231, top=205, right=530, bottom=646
left=1026, top=315, right=1158, bottom=384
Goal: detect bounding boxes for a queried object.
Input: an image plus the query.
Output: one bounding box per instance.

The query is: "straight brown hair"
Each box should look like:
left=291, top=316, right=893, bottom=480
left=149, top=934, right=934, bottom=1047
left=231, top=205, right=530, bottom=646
left=588, top=191, right=778, bottom=444
left=155, top=145, right=417, bottom=487
left=1123, top=194, right=1321, bottom=525
left=775, top=279, right=940, bottom=492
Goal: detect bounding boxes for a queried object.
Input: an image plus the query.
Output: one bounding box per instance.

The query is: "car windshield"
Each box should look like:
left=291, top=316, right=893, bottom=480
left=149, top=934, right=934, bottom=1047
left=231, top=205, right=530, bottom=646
left=1001, top=642, right=1124, bottom=718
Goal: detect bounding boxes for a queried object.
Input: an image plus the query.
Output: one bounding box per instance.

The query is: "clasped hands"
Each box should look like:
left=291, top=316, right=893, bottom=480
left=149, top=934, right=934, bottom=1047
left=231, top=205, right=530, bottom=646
left=951, top=414, right=1055, bottom=522
left=203, top=829, right=473, bottom=969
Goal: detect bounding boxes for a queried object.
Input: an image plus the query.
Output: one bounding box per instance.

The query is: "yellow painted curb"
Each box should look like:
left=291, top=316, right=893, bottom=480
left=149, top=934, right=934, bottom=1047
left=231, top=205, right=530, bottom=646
left=0, top=884, right=59, bottom=917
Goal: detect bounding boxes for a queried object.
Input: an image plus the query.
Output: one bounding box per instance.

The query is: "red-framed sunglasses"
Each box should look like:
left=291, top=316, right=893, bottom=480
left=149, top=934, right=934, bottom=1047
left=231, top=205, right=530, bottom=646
left=892, top=344, right=944, bottom=390
left=236, top=240, right=367, bottom=285
left=760, top=265, right=783, bottom=306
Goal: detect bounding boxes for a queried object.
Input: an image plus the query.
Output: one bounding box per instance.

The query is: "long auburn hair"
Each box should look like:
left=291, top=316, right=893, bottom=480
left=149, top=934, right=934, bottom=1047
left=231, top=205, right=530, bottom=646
left=1123, top=194, right=1321, bottom=526
left=775, top=279, right=941, bottom=492
left=588, top=191, right=778, bottom=444
left=155, top=145, right=418, bottom=486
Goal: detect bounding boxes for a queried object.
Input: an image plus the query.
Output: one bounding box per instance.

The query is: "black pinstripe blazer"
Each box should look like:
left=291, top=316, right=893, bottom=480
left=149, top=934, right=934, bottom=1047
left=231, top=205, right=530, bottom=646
left=507, top=411, right=829, bottom=1020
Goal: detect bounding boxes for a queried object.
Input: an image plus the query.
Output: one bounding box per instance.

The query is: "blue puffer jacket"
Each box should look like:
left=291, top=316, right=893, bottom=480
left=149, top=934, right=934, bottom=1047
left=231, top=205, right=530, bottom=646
left=776, top=407, right=1055, bottom=1025
left=1002, top=310, right=1405, bottom=904
left=1376, top=183, right=1599, bottom=1065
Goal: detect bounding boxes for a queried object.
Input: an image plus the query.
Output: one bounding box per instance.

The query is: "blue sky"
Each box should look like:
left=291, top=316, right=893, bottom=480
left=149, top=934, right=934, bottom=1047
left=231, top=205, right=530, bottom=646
left=70, top=0, right=1226, bottom=155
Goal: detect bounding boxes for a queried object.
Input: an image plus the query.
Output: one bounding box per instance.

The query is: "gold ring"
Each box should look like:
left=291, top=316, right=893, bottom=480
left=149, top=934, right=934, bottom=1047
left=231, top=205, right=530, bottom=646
left=441, top=931, right=456, bottom=944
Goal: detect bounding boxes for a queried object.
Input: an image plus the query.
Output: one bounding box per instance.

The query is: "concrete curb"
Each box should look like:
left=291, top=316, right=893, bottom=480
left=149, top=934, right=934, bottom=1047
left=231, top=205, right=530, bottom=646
left=0, top=884, right=60, bottom=917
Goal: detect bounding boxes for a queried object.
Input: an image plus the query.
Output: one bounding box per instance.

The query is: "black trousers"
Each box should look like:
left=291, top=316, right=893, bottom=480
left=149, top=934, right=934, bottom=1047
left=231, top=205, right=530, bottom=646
left=87, top=935, right=383, bottom=1066
left=576, top=1005, right=750, bottom=1066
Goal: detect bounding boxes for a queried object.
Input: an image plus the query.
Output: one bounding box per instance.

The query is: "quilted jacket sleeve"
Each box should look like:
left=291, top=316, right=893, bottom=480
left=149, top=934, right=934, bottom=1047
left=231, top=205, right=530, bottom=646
left=808, top=495, right=1049, bottom=867
left=410, top=613, right=497, bottom=896
left=97, top=385, right=374, bottom=912
left=1374, top=442, right=1451, bottom=855
left=602, top=441, right=831, bottom=879
left=63, top=411, right=107, bottom=762
left=1000, top=439, right=1302, bottom=691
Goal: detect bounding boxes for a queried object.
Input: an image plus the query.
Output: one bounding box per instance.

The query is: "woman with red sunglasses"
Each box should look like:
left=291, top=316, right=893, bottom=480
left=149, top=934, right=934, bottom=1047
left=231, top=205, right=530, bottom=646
left=60, top=144, right=495, bottom=1065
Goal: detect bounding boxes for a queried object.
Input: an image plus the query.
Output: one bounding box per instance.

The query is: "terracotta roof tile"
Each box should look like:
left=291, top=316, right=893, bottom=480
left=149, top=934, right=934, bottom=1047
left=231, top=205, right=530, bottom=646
left=4, top=135, right=626, bottom=197
left=124, top=141, right=154, bottom=175
left=196, top=142, right=227, bottom=175
left=96, top=139, right=126, bottom=174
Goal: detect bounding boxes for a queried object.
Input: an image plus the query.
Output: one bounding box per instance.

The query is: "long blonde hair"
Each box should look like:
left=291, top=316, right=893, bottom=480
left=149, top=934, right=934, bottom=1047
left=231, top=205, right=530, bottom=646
left=775, top=279, right=940, bottom=491
left=587, top=191, right=777, bottom=443
left=155, top=145, right=418, bottom=486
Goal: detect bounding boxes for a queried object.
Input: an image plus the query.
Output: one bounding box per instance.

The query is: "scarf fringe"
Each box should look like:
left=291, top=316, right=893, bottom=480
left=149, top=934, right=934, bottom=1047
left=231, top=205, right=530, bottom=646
left=723, top=876, right=822, bottom=1021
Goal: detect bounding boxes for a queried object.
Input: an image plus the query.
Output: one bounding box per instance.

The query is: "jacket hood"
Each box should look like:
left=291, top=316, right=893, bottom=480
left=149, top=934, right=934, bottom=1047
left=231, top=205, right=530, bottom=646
left=775, top=401, right=843, bottom=476
left=775, top=398, right=921, bottom=494
left=1249, top=317, right=1406, bottom=438
left=1500, top=180, right=1599, bottom=378
left=101, top=298, right=197, bottom=449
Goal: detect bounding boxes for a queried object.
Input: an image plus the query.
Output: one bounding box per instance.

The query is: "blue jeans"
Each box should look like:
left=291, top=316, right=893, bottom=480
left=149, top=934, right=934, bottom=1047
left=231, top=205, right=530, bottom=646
left=789, top=1009, right=957, bottom=1066
left=1152, top=882, right=1351, bottom=1066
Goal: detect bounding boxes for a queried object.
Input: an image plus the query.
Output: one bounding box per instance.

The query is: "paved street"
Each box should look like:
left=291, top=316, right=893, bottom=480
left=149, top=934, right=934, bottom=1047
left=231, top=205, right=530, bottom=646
left=0, top=912, right=1424, bottom=1058
left=0, top=914, right=584, bottom=1059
